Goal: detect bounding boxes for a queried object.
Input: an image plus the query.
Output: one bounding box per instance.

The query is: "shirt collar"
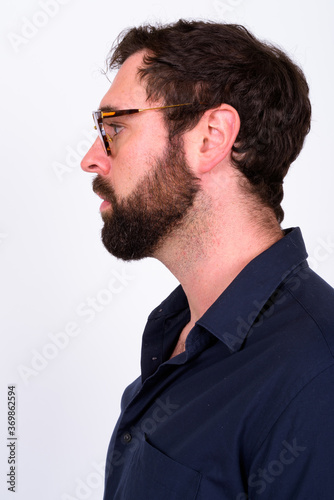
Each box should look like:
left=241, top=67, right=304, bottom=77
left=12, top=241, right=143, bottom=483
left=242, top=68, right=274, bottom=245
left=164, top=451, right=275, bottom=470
left=198, top=227, right=308, bottom=351
left=148, top=227, right=308, bottom=354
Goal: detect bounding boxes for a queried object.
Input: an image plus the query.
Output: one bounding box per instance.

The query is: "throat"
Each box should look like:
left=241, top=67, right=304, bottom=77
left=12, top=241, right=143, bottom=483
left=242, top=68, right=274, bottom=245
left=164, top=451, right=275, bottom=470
left=169, top=322, right=194, bottom=359
left=169, top=340, right=186, bottom=359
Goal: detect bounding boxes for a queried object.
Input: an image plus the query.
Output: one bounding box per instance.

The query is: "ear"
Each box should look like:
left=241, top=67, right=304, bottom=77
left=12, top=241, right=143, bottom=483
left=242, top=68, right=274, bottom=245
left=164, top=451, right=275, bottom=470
left=188, top=104, right=240, bottom=175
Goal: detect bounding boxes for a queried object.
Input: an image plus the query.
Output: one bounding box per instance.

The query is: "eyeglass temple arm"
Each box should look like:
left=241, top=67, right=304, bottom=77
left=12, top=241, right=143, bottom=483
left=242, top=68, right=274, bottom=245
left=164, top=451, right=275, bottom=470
left=101, top=103, right=193, bottom=118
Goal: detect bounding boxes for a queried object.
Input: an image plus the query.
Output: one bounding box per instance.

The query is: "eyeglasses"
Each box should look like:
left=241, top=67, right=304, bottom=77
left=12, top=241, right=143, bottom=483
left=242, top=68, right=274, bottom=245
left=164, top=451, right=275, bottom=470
left=92, top=103, right=193, bottom=155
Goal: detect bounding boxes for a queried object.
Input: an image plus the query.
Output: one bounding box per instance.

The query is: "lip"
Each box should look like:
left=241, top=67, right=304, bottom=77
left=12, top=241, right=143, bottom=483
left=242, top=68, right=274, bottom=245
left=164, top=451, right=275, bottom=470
left=95, top=191, right=111, bottom=212
left=100, top=200, right=111, bottom=212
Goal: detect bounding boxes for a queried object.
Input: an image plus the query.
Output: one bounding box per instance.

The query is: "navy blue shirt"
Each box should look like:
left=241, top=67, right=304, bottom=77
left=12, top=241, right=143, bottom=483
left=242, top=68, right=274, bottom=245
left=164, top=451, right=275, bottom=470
left=103, top=228, right=334, bottom=499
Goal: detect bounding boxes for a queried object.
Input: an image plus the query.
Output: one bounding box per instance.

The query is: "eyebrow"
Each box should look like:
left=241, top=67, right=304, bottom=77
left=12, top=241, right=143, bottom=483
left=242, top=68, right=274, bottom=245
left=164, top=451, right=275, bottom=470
left=99, top=105, right=122, bottom=113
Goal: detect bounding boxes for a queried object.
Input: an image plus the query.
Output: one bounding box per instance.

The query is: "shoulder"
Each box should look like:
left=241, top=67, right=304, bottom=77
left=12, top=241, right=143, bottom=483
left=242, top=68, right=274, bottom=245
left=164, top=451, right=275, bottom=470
left=248, top=362, right=334, bottom=499
left=283, top=265, right=334, bottom=354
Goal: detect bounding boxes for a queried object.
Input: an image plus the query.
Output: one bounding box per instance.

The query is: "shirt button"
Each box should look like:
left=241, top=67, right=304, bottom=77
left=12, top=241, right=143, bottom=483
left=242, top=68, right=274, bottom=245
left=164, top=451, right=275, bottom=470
left=123, top=433, right=132, bottom=444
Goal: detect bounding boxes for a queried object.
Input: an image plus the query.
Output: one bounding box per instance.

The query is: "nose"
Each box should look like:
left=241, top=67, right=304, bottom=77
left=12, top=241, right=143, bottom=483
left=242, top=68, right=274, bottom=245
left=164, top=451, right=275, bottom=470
left=80, top=137, right=111, bottom=175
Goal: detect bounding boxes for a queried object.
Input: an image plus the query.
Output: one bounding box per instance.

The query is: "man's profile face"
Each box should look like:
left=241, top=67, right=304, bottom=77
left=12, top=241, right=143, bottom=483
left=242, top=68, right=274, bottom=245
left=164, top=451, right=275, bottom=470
left=81, top=51, right=201, bottom=260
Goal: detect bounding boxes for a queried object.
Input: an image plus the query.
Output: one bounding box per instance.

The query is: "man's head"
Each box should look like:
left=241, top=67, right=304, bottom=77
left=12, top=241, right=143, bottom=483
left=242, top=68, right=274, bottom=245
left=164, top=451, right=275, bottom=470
left=106, top=20, right=311, bottom=223
left=81, top=20, right=311, bottom=261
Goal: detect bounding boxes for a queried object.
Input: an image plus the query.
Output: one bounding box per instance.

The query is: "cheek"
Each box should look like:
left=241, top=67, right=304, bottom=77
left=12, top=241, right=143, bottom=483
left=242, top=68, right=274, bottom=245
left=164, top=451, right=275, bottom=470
left=111, top=144, right=153, bottom=198
left=111, top=119, right=168, bottom=197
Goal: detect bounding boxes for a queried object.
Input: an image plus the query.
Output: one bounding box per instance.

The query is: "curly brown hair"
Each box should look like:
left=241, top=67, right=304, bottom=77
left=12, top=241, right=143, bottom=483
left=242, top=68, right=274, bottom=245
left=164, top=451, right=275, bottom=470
left=107, top=20, right=311, bottom=223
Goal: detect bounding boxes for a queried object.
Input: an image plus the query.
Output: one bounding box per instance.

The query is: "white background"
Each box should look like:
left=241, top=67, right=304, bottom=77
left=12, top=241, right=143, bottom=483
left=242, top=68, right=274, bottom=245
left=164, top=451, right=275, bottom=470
left=1, top=0, right=333, bottom=499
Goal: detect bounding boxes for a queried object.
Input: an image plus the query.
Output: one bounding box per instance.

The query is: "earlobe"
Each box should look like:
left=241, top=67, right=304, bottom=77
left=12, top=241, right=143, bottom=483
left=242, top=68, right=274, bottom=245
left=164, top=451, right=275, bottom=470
left=198, top=104, right=240, bottom=173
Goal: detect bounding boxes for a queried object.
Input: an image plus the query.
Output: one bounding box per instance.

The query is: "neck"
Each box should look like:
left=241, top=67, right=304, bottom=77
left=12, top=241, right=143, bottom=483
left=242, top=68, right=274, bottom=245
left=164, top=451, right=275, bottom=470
left=155, top=194, right=283, bottom=328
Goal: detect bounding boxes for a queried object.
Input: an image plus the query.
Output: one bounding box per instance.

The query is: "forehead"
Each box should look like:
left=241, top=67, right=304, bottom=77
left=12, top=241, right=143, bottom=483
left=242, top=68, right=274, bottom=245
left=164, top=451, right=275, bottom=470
left=100, top=51, right=150, bottom=110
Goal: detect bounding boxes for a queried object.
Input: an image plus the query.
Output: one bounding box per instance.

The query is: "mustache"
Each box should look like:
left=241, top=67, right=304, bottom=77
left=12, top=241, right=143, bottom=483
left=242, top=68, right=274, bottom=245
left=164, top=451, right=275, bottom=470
left=92, top=175, right=115, bottom=203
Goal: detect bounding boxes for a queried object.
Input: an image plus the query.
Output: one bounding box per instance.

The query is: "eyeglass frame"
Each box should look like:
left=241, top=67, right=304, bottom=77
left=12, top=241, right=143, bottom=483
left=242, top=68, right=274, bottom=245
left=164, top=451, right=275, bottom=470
left=92, top=103, right=194, bottom=155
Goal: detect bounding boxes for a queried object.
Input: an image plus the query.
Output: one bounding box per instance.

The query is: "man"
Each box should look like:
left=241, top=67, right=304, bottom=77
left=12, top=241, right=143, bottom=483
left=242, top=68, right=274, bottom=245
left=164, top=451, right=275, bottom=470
left=81, top=20, right=334, bottom=499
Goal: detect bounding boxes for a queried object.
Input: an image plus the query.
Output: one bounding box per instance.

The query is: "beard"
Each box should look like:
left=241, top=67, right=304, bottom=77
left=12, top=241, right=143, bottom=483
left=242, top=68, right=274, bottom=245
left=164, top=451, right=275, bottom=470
left=92, top=138, right=201, bottom=261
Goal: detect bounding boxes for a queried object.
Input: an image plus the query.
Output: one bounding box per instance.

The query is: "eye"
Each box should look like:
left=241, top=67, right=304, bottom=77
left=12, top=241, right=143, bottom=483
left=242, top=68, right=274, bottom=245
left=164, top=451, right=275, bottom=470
left=103, top=121, right=124, bottom=140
